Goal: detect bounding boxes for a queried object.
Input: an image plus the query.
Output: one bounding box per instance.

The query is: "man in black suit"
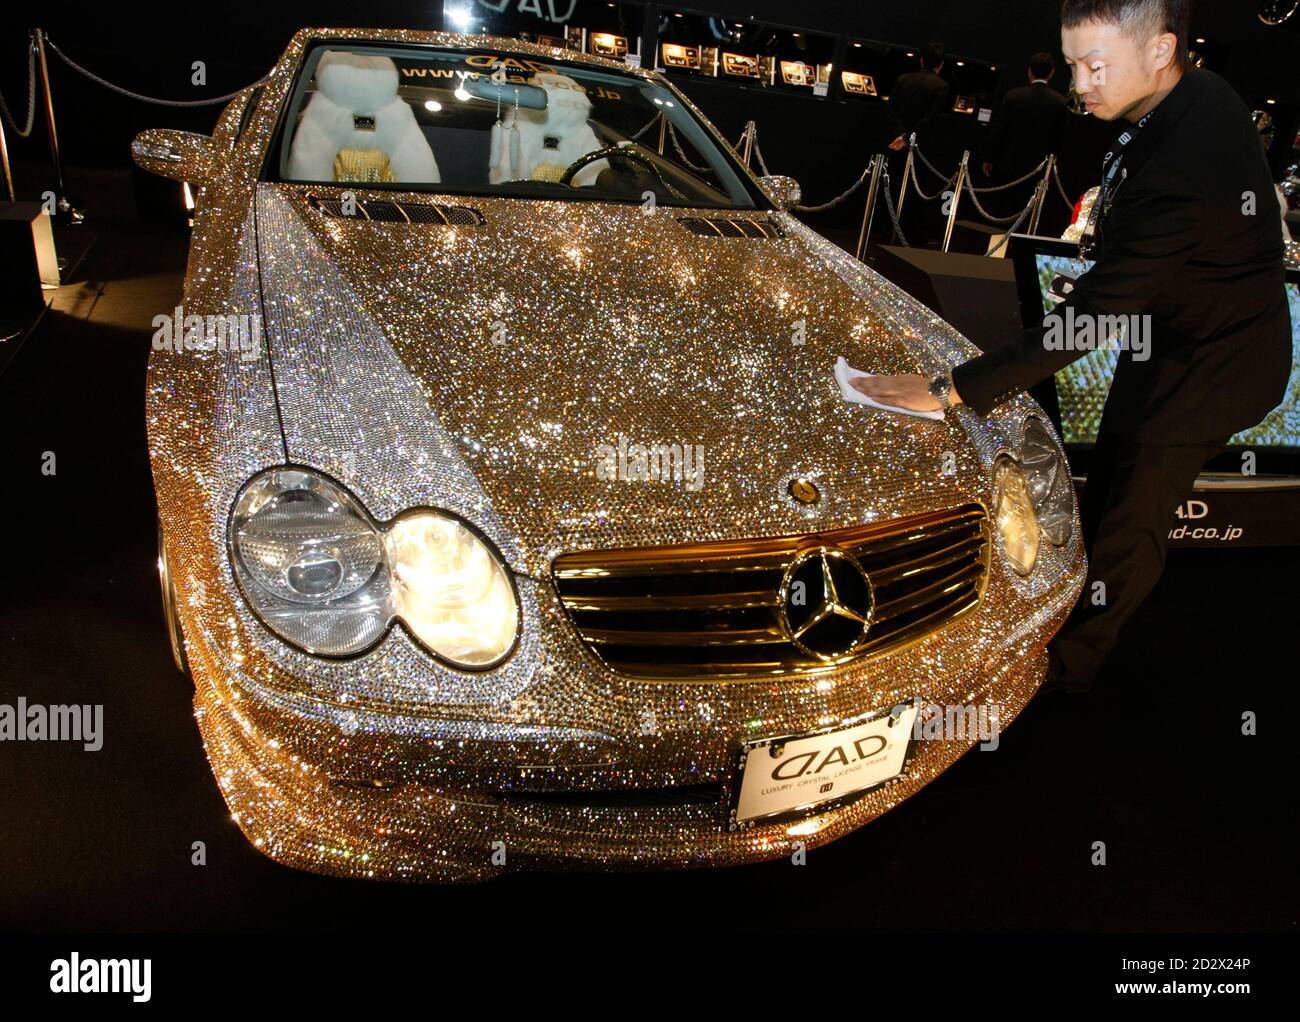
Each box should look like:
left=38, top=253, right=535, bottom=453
left=886, top=45, right=952, bottom=154
left=885, top=45, right=952, bottom=245
left=850, top=0, right=1292, bottom=692
left=982, top=52, right=1070, bottom=219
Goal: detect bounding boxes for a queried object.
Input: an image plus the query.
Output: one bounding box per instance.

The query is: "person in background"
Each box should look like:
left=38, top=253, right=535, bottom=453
left=849, top=0, right=1292, bottom=695
left=885, top=44, right=952, bottom=245
left=982, top=52, right=1071, bottom=220
left=887, top=44, right=951, bottom=153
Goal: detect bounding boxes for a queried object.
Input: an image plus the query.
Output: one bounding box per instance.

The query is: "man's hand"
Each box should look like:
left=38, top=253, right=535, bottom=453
left=888, top=135, right=906, bottom=151
left=849, top=372, right=963, bottom=411
left=981, top=160, right=993, bottom=178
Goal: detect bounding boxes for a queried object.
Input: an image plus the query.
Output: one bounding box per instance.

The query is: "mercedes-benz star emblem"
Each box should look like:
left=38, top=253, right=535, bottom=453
left=787, top=478, right=820, bottom=505
left=779, top=546, right=874, bottom=661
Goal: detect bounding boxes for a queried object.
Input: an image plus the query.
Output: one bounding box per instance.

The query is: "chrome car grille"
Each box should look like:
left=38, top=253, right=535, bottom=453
left=552, top=504, right=989, bottom=680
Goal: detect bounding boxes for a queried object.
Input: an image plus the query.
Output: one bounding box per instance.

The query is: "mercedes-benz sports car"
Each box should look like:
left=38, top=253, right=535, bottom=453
left=133, top=28, right=1085, bottom=882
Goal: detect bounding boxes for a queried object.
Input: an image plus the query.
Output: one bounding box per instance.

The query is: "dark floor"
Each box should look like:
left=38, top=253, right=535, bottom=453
left=0, top=169, right=1295, bottom=934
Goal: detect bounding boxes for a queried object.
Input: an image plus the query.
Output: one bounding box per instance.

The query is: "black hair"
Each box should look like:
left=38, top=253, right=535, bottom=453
left=1060, top=0, right=1191, bottom=71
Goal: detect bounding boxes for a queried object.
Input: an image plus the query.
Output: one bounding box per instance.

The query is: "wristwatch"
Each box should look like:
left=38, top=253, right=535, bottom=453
left=928, top=371, right=954, bottom=412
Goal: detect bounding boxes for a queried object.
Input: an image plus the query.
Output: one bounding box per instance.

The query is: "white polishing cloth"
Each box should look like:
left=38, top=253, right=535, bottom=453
left=834, top=356, right=945, bottom=421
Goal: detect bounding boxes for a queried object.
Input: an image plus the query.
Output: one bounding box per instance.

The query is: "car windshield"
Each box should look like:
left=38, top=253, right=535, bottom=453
left=273, top=43, right=763, bottom=209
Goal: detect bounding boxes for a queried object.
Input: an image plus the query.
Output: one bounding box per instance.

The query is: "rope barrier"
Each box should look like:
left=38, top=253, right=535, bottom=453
left=44, top=36, right=271, bottom=107
left=962, top=172, right=1033, bottom=225
left=666, top=120, right=713, bottom=173
left=1053, top=161, right=1079, bottom=209
left=880, top=163, right=909, bottom=247
left=910, top=166, right=955, bottom=203
left=912, top=142, right=954, bottom=185
left=790, top=165, right=871, bottom=214
left=913, top=140, right=1047, bottom=193
left=733, top=122, right=876, bottom=215
left=0, top=38, right=37, bottom=137
left=971, top=157, right=1049, bottom=192
left=727, top=122, right=1085, bottom=249
left=986, top=199, right=1036, bottom=256
left=630, top=112, right=660, bottom=141
left=664, top=120, right=1067, bottom=238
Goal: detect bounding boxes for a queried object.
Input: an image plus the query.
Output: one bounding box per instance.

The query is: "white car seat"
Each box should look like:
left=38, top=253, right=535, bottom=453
left=287, top=50, right=439, bottom=184
left=489, top=72, right=609, bottom=188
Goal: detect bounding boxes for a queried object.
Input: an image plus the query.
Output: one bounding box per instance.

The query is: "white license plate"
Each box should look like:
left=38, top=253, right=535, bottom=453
left=733, top=703, right=919, bottom=825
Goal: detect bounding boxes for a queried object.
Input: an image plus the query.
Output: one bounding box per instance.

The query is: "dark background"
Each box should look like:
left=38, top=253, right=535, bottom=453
left=0, top=1, right=1296, bottom=938
left=3, top=0, right=1298, bottom=235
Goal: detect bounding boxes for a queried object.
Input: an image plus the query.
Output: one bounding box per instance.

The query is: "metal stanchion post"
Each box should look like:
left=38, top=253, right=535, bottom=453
left=893, top=135, right=917, bottom=241
left=740, top=121, right=755, bottom=169
left=33, top=28, right=82, bottom=224
left=942, top=150, right=969, bottom=253
left=657, top=112, right=667, bottom=156
left=853, top=155, right=884, bottom=262
left=0, top=114, right=13, bottom=202
left=1028, top=153, right=1055, bottom=236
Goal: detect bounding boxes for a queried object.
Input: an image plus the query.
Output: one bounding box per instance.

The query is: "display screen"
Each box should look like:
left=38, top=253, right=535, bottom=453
left=779, top=60, right=814, bottom=87
left=841, top=71, right=877, bottom=95
left=661, top=43, right=700, bottom=69
left=589, top=32, right=628, bottom=58
left=1032, top=252, right=1300, bottom=447
left=721, top=52, right=760, bottom=77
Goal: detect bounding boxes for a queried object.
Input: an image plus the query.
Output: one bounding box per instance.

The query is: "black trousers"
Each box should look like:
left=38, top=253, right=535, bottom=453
left=1049, top=427, right=1230, bottom=688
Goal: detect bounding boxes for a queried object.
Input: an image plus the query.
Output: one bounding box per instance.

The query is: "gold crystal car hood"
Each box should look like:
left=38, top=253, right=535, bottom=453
left=261, top=183, right=991, bottom=575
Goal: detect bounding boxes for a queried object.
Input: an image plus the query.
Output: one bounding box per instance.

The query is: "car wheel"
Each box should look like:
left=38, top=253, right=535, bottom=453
left=157, top=517, right=191, bottom=679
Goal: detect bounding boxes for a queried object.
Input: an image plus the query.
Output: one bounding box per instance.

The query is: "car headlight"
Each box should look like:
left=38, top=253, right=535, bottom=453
left=385, top=512, right=518, bottom=667
left=231, top=469, right=389, bottom=655
left=1020, top=416, right=1073, bottom=546
left=992, top=456, right=1039, bottom=576
left=230, top=468, right=518, bottom=665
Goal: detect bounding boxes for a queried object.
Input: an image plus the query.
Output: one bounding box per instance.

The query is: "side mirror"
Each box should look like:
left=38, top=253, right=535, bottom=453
left=131, top=129, right=215, bottom=184
left=757, top=174, right=801, bottom=211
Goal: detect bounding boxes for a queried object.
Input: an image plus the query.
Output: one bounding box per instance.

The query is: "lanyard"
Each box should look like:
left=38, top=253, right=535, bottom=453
left=1080, top=107, right=1156, bottom=259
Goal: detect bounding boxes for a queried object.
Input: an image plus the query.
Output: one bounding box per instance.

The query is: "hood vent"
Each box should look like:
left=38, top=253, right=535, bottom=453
left=676, top=216, right=784, bottom=239
left=307, top=194, right=485, bottom=226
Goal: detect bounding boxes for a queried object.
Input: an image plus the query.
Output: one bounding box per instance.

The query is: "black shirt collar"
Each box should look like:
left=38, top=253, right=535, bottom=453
left=1113, top=68, right=1202, bottom=173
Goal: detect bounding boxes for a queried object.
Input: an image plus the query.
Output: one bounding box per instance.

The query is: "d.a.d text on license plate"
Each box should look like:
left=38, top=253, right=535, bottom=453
left=732, top=702, right=919, bottom=826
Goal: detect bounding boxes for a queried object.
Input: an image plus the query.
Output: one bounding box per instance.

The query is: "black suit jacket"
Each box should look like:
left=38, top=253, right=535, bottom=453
left=887, top=69, right=951, bottom=143
left=986, top=80, right=1069, bottom=177
left=952, top=68, right=1292, bottom=444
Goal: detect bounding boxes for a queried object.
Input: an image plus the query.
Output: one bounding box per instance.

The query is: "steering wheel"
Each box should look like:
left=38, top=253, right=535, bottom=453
left=558, top=143, right=688, bottom=200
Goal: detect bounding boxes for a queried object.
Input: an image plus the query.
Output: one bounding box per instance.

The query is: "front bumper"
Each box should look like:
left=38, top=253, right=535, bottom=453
left=192, top=571, right=1080, bottom=882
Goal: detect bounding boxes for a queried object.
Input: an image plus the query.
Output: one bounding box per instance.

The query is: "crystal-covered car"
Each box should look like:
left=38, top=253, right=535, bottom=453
left=133, top=28, right=1085, bottom=881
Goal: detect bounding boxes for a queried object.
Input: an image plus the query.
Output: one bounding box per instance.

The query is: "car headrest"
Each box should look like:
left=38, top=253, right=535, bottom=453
left=315, top=50, right=401, bottom=115
left=528, top=72, right=593, bottom=126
